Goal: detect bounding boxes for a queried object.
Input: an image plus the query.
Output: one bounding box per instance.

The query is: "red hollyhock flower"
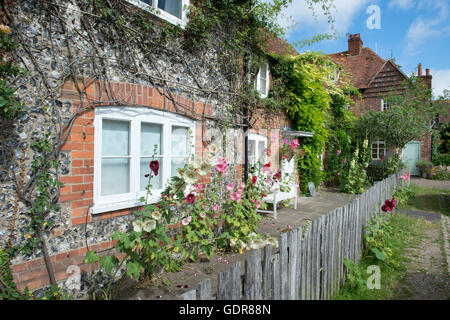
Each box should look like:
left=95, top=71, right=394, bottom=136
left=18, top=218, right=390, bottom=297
left=251, top=176, right=257, bottom=185
left=150, top=160, right=159, bottom=176
left=186, top=193, right=196, bottom=204
left=381, top=204, right=388, bottom=212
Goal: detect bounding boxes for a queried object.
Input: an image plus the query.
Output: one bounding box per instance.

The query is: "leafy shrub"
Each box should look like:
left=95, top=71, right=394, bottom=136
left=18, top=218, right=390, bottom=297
left=392, top=185, right=416, bottom=206
left=432, top=168, right=450, bottom=180
left=415, top=160, right=433, bottom=178
left=366, top=154, right=406, bottom=183
left=432, top=153, right=450, bottom=166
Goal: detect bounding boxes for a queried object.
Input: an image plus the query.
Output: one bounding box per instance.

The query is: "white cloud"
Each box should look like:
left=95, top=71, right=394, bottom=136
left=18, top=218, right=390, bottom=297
left=404, top=0, right=450, bottom=54
left=277, top=0, right=373, bottom=36
left=388, top=0, right=415, bottom=10
left=430, top=69, right=450, bottom=98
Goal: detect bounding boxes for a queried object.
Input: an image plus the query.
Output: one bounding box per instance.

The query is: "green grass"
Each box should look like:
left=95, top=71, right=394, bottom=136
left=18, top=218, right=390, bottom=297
left=398, top=184, right=450, bottom=214
left=332, top=212, right=431, bottom=300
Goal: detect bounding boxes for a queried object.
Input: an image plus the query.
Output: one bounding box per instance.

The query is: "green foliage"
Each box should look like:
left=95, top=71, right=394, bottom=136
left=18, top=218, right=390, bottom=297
left=392, top=185, right=416, bottom=206
left=431, top=168, right=450, bottom=180
left=0, top=28, right=25, bottom=119
left=432, top=153, right=450, bottom=166
left=356, top=76, right=448, bottom=150
left=366, top=154, right=406, bottom=183
left=415, top=159, right=433, bottom=178
left=364, top=211, right=396, bottom=266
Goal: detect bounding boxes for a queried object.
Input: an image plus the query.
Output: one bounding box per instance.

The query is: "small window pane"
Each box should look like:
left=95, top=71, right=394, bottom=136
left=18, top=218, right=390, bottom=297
left=102, top=119, right=130, bottom=156
left=171, top=157, right=187, bottom=177
left=172, top=126, right=189, bottom=156
left=140, top=157, right=163, bottom=191
left=141, top=123, right=162, bottom=156
left=248, top=140, right=256, bottom=158
left=258, top=141, right=265, bottom=158
left=101, top=158, right=130, bottom=196
left=158, top=0, right=182, bottom=18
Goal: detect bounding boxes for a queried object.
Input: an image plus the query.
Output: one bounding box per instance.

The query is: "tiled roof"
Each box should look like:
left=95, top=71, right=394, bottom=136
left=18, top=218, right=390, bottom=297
left=328, top=47, right=386, bottom=89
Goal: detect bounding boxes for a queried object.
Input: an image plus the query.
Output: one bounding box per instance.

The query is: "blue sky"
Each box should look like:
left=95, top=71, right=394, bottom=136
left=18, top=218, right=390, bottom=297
left=276, top=0, right=450, bottom=98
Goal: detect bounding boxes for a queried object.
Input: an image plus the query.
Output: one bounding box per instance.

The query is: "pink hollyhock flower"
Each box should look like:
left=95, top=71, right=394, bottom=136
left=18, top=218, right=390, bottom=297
left=226, top=183, right=235, bottom=192
left=199, top=212, right=206, bottom=219
left=182, top=216, right=192, bottom=226
left=282, top=154, right=287, bottom=159
left=343, top=158, right=347, bottom=163
left=150, top=160, right=159, bottom=176
left=284, top=139, right=289, bottom=144
left=238, top=183, right=245, bottom=193
left=230, top=192, right=239, bottom=201
left=337, top=149, right=342, bottom=156
left=186, top=193, right=196, bottom=204
left=253, top=198, right=257, bottom=203
left=215, top=158, right=227, bottom=173
left=337, top=172, right=341, bottom=176
left=256, top=200, right=261, bottom=209
left=263, top=162, right=271, bottom=172
left=213, top=203, right=218, bottom=211
left=251, top=176, right=257, bottom=185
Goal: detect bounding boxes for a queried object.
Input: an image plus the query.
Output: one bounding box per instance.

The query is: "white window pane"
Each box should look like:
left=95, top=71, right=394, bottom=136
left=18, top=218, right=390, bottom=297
left=248, top=140, right=256, bottom=158
left=258, top=141, right=266, bottom=158
left=141, top=123, right=162, bottom=156
left=172, top=126, right=189, bottom=156
left=140, top=157, right=163, bottom=191
left=171, top=157, right=186, bottom=177
left=102, top=119, right=129, bottom=156
left=101, top=158, right=130, bottom=196
left=158, top=0, right=182, bottom=18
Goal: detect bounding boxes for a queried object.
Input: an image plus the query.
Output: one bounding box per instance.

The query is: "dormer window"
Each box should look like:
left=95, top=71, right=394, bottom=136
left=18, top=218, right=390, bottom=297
left=126, top=0, right=189, bottom=27
left=256, top=63, right=269, bottom=98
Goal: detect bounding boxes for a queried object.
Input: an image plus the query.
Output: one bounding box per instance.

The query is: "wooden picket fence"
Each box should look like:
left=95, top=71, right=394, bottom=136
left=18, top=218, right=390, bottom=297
left=180, top=172, right=403, bottom=300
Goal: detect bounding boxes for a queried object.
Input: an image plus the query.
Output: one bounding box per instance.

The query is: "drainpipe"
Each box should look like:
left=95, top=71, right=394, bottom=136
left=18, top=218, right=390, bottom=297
left=243, top=52, right=250, bottom=183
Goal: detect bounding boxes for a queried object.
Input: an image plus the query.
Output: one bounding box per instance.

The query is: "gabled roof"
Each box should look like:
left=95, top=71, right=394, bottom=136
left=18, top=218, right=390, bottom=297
left=329, top=47, right=407, bottom=89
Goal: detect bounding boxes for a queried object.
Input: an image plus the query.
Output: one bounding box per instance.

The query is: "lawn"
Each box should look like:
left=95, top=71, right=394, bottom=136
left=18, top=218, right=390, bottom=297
left=398, top=183, right=450, bottom=215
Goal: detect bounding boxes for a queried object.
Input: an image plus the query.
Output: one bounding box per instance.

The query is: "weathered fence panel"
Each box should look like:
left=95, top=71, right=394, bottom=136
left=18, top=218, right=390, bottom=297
left=198, top=172, right=402, bottom=301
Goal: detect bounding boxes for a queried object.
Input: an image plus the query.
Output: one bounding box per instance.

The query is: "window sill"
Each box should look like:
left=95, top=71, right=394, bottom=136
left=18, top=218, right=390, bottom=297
left=90, top=196, right=161, bottom=215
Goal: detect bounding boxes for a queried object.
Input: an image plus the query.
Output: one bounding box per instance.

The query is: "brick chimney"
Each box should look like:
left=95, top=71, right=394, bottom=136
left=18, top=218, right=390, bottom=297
left=348, top=33, right=363, bottom=56
left=417, top=64, right=432, bottom=89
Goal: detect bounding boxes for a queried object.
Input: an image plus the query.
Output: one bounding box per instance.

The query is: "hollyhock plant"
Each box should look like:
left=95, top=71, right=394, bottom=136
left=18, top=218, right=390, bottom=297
left=186, top=193, right=196, bottom=204
left=150, top=160, right=159, bottom=176
left=226, top=183, right=235, bottom=192
left=215, top=158, right=227, bottom=174
left=337, top=149, right=341, bottom=156
left=263, top=162, right=271, bottom=172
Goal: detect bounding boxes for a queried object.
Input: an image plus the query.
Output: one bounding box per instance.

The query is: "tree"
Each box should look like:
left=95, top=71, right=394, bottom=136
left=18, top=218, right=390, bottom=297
left=356, top=76, right=449, bottom=151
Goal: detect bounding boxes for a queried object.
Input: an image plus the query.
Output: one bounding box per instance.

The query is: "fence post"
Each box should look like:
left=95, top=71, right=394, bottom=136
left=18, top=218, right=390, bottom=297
left=263, top=245, right=272, bottom=300
left=279, top=232, right=288, bottom=300
left=198, top=278, right=211, bottom=300
left=244, top=249, right=262, bottom=300
left=288, top=228, right=298, bottom=300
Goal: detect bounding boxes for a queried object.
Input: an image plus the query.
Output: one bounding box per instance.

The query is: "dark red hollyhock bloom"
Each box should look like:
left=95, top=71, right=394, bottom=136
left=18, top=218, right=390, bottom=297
left=273, top=169, right=282, bottom=181
left=186, top=193, right=196, bottom=204
left=150, top=160, right=159, bottom=176
left=251, top=176, right=257, bottom=185
left=381, top=205, right=388, bottom=212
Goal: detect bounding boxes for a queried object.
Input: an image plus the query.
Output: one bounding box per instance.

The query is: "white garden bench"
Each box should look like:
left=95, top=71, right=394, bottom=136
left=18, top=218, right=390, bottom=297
left=257, top=158, right=298, bottom=219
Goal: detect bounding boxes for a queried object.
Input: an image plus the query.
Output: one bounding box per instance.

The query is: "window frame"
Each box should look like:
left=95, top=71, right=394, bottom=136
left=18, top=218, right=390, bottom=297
left=248, top=133, right=268, bottom=166
left=256, top=62, right=269, bottom=98
left=380, top=98, right=391, bottom=111
left=371, top=140, right=386, bottom=160
left=125, top=0, right=189, bottom=27
left=92, top=106, right=195, bottom=214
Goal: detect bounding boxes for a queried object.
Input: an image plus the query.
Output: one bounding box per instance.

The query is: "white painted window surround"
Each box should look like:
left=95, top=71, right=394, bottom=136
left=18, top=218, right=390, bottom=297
left=248, top=133, right=267, bottom=165
left=371, top=140, right=386, bottom=160
left=125, top=0, right=189, bottom=27
left=380, top=98, right=391, bottom=111
left=92, top=106, right=195, bottom=214
left=256, top=63, right=269, bottom=98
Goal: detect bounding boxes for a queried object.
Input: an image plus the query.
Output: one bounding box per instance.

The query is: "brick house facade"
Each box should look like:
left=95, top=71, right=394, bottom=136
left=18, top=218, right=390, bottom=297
left=1, top=0, right=293, bottom=293
left=329, top=33, right=433, bottom=168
